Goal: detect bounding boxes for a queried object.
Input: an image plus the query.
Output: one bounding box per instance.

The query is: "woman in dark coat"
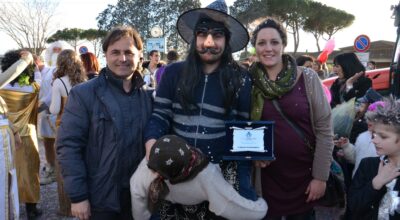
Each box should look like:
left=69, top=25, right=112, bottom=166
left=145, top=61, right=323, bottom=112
left=330, top=52, right=372, bottom=108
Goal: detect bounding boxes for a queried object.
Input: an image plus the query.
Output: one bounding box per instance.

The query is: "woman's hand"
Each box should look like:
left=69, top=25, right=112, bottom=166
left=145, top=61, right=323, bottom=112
left=346, top=71, right=364, bottom=88
left=253, top=160, right=272, bottom=168
left=305, top=179, right=326, bottom=202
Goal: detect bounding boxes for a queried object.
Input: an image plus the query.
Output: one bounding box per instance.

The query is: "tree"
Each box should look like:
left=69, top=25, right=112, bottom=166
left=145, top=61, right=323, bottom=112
left=47, top=28, right=84, bottom=50
left=265, top=0, right=311, bottom=54
left=230, top=0, right=263, bottom=52
left=238, top=0, right=354, bottom=53
left=303, top=3, right=354, bottom=51
left=0, top=0, right=58, bottom=55
left=303, top=1, right=327, bottom=52
left=80, top=29, right=108, bottom=57
left=96, top=0, right=201, bottom=55
left=97, top=0, right=152, bottom=41
left=323, top=8, right=354, bottom=40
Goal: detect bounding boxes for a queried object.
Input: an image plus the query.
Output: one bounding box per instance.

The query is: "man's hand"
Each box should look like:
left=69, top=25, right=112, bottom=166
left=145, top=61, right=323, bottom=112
left=145, top=139, right=156, bottom=160
left=71, top=200, right=91, bottom=220
left=305, top=179, right=326, bottom=203
left=372, top=160, right=400, bottom=190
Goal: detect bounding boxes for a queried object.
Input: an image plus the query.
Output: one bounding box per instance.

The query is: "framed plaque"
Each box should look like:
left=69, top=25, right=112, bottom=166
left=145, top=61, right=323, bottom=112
left=223, top=121, right=275, bottom=161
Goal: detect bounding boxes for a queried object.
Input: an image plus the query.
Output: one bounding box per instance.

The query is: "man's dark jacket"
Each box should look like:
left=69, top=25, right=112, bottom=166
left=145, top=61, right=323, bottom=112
left=56, top=70, right=153, bottom=212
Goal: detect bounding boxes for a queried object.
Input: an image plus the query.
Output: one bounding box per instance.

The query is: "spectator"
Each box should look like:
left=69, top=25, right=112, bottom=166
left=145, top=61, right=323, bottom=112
left=0, top=50, right=42, bottom=219
left=80, top=52, right=100, bottom=79
left=296, top=55, right=314, bottom=68
left=155, top=50, right=179, bottom=84
left=330, top=52, right=372, bottom=108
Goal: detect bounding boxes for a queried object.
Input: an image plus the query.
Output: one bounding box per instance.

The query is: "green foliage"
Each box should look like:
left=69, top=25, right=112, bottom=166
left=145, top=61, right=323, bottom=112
left=229, top=0, right=261, bottom=27
left=232, top=0, right=355, bottom=53
left=81, top=29, right=108, bottom=57
left=47, top=28, right=107, bottom=56
left=47, top=28, right=84, bottom=50
left=96, top=0, right=201, bottom=55
left=47, top=28, right=83, bottom=42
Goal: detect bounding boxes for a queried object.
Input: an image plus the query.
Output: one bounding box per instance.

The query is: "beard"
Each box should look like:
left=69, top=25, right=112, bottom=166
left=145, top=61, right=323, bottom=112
left=49, top=53, right=59, bottom=67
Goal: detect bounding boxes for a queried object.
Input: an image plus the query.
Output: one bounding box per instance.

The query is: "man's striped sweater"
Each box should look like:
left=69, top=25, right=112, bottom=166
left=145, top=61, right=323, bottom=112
left=144, top=61, right=252, bottom=163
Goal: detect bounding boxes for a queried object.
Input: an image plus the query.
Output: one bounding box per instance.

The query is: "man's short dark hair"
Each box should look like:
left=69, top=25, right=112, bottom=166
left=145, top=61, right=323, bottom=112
left=296, top=55, right=314, bottom=66
left=102, top=26, right=143, bottom=53
left=149, top=50, right=159, bottom=58
left=167, top=50, right=179, bottom=61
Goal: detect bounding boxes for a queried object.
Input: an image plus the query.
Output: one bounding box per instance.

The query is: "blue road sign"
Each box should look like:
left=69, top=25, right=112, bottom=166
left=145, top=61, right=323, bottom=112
left=79, top=46, right=88, bottom=54
left=354, top=35, right=371, bottom=52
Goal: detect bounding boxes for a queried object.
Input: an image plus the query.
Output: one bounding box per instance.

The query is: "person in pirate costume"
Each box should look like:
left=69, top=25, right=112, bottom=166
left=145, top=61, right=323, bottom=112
left=143, top=0, right=255, bottom=218
left=0, top=50, right=33, bottom=220
left=131, top=135, right=267, bottom=220
left=0, top=50, right=42, bottom=219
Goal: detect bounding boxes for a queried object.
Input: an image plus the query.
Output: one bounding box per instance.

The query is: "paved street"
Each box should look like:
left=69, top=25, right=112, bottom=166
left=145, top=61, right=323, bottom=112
left=18, top=139, right=76, bottom=220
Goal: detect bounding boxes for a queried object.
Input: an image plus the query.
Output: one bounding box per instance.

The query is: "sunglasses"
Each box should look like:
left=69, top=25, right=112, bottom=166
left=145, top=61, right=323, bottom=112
left=195, top=27, right=225, bottom=38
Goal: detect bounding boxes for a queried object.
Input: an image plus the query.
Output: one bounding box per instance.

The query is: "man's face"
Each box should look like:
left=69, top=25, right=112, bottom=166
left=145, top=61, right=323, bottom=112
left=53, top=47, right=62, bottom=53
left=303, top=60, right=313, bottom=68
left=150, top=52, right=160, bottom=65
left=105, top=36, right=140, bottom=79
left=195, top=26, right=226, bottom=64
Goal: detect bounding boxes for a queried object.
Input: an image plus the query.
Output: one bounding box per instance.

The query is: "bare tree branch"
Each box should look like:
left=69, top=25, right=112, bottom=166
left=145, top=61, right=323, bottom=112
left=0, top=0, right=59, bottom=55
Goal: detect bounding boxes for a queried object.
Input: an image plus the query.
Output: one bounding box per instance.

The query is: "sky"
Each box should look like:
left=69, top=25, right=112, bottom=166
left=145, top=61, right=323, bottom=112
left=0, top=0, right=399, bottom=54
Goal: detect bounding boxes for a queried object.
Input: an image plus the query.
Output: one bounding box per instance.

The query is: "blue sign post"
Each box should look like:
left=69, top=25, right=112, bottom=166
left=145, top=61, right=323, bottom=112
left=79, top=46, right=88, bottom=54
left=354, top=35, right=371, bottom=52
left=146, top=38, right=166, bottom=53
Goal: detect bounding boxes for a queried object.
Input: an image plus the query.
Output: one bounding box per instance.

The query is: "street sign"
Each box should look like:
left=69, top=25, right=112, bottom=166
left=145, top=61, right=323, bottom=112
left=146, top=38, right=166, bottom=53
left=355, top=52, right=370, bottom=67
left=354, top=35, right=371, bottom=52
left=79, top=46, right=88, bottom=54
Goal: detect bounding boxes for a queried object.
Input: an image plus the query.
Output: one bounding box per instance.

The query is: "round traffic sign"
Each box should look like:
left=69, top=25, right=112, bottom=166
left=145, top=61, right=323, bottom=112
left=354, top=35, right=371, bottom=52
left=79, top=46, right=88, bottom=54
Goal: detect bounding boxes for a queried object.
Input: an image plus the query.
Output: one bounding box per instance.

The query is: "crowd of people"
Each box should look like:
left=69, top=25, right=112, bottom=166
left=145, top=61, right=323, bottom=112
left=0, top=0, right=399, bottom=220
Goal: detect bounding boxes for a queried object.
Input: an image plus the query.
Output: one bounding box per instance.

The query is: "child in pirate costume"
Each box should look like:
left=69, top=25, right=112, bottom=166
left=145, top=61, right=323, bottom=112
left=348, top=98, right=400, bottom=219
left=131, top=135, right=267, bottom=220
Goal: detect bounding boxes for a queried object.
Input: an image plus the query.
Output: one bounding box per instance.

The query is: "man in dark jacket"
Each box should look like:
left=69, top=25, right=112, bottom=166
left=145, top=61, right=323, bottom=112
left=56, top=26, right=152, bottom=220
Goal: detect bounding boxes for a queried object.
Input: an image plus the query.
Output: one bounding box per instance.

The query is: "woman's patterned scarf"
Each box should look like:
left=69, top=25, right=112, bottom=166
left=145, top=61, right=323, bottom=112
left=249, top=54, right=297, bottom=120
